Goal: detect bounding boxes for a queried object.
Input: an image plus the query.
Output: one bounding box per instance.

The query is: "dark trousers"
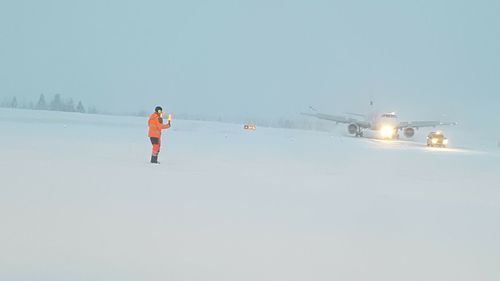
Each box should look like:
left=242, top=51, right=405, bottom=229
left=150, top=137, right=161, bottom=156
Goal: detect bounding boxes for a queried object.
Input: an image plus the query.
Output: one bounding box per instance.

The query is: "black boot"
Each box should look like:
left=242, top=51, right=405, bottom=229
left=151, top=155, right=159, bottom=164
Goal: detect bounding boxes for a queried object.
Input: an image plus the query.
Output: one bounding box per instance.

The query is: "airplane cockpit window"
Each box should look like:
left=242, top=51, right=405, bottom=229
left=382, top=114, right=397, bottom=118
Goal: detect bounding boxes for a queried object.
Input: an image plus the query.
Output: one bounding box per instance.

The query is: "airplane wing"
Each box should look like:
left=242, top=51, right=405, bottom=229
left=343, top=112, right=367, bottom=118
left=302, top=112, right=371, bottom=128
left=398, top=120, right=457, bottom=129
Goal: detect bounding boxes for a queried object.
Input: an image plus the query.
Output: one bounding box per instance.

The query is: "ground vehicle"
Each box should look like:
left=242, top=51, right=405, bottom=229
left=426, top=131, right=449, bottom=147
left=243, top=124, right=256, bottom=130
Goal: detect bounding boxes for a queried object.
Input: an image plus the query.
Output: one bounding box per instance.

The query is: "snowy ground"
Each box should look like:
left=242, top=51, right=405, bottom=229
left=1, top=108, right=499, bottom=281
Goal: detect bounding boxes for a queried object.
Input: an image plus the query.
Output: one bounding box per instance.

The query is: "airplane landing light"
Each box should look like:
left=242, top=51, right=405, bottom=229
left=380, top=126, right=395, bottom=139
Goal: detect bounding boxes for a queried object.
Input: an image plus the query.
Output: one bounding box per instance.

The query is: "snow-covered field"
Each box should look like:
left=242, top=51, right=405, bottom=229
left=1, top=108, right=499, bottom=281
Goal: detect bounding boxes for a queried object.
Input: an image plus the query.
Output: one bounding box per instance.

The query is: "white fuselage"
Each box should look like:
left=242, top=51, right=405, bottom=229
left=371, top=112, right=399, bottom=130
left=370, top=112, right=399, bottom=138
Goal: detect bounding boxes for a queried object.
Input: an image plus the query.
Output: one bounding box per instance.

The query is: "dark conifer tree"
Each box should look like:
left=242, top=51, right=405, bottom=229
left=36, top=94, right=47, bottom=110
left=10, top=97, right=17, bottom=108
left=76, top=101, right=85, bottom=113
left=50, top=94, right=63, bottom=111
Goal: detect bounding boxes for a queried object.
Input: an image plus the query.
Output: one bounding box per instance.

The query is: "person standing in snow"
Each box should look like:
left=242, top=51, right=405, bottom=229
left=148, top=106, right=171, bottom=163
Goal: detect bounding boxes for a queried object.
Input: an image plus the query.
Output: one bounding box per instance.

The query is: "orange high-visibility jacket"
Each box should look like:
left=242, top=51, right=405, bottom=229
left=148, top=112, right=170, bottom=138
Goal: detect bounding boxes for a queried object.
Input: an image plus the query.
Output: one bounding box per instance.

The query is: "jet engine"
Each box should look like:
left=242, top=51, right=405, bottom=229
left=404, top=127, right=415, bottom=138
left=348, top=123, right=358, bottom=135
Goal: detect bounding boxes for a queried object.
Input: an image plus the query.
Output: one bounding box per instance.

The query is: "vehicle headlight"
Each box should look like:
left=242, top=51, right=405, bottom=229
left=443, top=139, right=449, bottom=145
left=432, top=138, right=438, bottom=144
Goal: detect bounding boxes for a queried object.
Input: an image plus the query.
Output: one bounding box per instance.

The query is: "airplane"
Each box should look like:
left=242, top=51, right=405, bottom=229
left=302, top=107, right=456, bottom=139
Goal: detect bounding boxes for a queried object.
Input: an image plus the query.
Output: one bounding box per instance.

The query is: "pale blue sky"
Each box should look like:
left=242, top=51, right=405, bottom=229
left=1, top=0, right=499, bottom=124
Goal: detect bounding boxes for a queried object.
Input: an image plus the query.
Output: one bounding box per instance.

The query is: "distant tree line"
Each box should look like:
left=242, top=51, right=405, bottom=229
left=0, top=94, right=98, bottom=114
left=163, top=112, right=337, bottom=132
